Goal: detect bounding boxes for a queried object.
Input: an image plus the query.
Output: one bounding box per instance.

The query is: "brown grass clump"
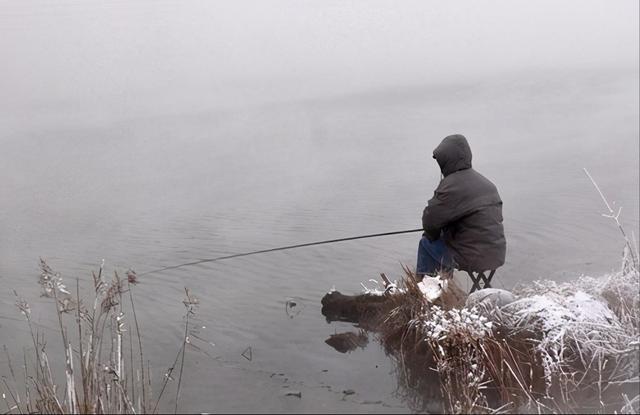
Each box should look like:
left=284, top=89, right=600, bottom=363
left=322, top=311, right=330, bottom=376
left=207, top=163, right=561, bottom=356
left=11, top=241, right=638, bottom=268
left=369, top=264, right=639, bottom=414
left=374, top=267, right=466, bottom=346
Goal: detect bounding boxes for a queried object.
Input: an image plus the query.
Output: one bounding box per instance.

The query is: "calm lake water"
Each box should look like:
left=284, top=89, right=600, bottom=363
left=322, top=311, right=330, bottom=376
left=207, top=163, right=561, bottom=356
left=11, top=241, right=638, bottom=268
left=1, top=67, right=638, bottom=412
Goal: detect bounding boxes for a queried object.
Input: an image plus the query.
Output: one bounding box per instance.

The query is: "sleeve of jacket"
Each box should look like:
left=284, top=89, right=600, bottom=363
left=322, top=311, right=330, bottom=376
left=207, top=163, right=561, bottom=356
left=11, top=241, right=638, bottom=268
left=422, top=183, right=455, bottom=241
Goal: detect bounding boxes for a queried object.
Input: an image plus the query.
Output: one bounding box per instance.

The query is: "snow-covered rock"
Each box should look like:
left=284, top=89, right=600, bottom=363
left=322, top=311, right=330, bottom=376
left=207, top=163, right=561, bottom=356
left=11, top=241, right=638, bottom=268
left=465, top=288, right=517, bottom=310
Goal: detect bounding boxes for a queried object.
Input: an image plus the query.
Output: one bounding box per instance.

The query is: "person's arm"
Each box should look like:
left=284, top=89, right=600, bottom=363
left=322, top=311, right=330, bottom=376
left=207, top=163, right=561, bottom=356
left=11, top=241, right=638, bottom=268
left=422, top=183, right=454, bottom=241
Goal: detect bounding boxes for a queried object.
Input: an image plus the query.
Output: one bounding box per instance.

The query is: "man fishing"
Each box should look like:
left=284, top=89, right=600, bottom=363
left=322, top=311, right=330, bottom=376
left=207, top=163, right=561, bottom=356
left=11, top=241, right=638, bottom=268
left=417, top=134, right=506, bottom=280
left=141, top=134, right=504, bottom=278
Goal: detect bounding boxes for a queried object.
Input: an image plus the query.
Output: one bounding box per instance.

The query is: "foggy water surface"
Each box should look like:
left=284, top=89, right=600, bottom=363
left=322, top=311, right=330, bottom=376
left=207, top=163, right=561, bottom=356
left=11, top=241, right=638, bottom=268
left=1, top=1, right=639, bottom=411
left=1, top=68, right=638, bottom=412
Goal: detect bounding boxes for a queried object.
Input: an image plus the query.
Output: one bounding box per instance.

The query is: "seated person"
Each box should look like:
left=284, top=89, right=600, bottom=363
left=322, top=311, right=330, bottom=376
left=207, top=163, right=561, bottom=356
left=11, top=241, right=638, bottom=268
left=418, top=134, right=506, bottom=279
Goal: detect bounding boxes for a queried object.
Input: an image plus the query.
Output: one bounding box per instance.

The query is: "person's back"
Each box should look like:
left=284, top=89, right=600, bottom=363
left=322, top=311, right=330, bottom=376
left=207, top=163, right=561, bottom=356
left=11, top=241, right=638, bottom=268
left=417, top=134, right=506, bottom=277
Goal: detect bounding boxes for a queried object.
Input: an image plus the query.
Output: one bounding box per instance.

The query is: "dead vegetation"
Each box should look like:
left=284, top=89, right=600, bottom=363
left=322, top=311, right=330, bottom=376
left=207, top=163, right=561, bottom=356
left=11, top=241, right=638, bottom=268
left=2, top=259, right=199, bottom=414
left=347, top=263, right=639, bottom=414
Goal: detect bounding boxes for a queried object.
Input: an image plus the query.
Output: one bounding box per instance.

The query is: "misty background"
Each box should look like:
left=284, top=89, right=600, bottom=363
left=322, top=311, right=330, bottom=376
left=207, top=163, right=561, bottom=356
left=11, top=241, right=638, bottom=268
left=1, top=0, right=638, bottom=131
left=1, top=1, right=638, bottom=412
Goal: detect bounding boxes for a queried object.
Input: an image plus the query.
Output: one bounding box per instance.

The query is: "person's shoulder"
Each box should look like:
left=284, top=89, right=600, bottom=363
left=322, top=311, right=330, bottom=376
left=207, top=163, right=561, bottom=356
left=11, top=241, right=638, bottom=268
left=468, top=169, right=500, bottom=191
left=436, top=170, right=468, bottom=192
left=444, top=168, right=474, bottom=183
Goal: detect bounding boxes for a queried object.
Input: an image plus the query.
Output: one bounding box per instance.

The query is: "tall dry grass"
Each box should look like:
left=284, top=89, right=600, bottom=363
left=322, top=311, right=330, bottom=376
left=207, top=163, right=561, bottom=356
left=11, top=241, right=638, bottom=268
left=376, top=263, right=638, bottom=414
left=2, top=259, right=198, bottom=414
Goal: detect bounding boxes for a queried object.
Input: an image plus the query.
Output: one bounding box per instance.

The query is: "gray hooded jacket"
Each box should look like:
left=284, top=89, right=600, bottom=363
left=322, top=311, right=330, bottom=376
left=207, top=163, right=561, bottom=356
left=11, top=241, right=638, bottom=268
left=422, top=134, right=506, bottom=271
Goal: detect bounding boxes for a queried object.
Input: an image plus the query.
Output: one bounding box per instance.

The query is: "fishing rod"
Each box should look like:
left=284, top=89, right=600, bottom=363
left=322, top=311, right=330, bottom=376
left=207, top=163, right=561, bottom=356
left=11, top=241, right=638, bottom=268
left=138, top=228, right=424, bottom=276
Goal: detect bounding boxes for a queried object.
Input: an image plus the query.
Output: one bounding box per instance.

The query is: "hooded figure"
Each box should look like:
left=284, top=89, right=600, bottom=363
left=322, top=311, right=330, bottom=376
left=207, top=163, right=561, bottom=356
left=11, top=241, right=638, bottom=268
left=419, top=134, right=506, bottom=274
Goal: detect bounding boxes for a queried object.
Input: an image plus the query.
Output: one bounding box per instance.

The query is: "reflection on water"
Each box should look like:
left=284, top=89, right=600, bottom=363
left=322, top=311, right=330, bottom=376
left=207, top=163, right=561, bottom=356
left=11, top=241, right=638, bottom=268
left=1, top=68, right=638, bottom=412
left=325, top=330, right=369, bottom=354
left=321, top=327, right=445, bottom=412
left=321, top=285, right=445, bottom=413
left=387, top=345, right=444, bottom=414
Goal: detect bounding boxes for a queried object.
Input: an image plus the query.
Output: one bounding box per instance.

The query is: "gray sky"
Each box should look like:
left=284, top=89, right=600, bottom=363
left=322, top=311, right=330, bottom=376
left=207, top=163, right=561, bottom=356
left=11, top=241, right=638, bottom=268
left=1, top=0, right=638, bottom=125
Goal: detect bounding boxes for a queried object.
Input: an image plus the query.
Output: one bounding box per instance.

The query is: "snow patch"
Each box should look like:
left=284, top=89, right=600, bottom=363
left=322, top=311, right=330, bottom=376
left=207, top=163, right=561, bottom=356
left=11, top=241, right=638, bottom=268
left=412, top=306, right=492, bottom=344
left=418, top=275, right=446, bottom=302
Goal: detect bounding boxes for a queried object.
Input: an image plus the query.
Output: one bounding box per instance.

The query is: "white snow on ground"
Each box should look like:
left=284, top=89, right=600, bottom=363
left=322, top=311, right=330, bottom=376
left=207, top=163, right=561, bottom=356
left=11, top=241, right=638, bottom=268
left=351, top=255, right=639, bottom=412
left=360, top=274, right=447, bottom=300
left=408, top=266, right=639, bottom=396
left=566, top=290, right=618, bottom=323
left=503, top=289, right=619, bottom=336
left=360, top=278, right=403, bottom=295
left=499, top=272, right=639, bottom=395
left=409, top=305, right=493, bottom=342
left=414, top=306, right=493, bottom=342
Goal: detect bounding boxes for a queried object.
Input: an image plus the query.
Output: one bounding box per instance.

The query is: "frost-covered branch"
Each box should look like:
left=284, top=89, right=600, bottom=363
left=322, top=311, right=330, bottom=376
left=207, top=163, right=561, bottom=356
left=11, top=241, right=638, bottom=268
left=583, top=168, right=639, bottom=270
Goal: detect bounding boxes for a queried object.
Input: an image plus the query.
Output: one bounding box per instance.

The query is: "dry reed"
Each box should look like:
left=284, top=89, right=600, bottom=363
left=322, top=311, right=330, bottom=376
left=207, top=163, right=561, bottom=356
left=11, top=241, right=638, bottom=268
left=372, top=262, right=639, bottom=414
left=3, top=259, right=198, bottom=414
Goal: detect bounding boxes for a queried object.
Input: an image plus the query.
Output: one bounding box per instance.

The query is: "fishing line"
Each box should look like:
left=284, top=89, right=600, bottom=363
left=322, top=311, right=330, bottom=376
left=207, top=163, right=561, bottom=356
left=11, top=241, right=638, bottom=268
left=138, top=228, right=424, bottom=276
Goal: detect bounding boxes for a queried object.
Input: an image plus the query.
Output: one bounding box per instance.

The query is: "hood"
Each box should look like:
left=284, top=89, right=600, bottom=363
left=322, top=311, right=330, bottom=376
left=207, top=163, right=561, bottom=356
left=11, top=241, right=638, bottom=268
left=433, top=134, right=472, bottom=176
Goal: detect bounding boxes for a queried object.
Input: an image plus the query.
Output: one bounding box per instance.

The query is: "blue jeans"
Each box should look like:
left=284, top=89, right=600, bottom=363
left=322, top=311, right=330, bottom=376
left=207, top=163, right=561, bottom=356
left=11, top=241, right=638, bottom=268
left=416, top=237, right=455, bottom=277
